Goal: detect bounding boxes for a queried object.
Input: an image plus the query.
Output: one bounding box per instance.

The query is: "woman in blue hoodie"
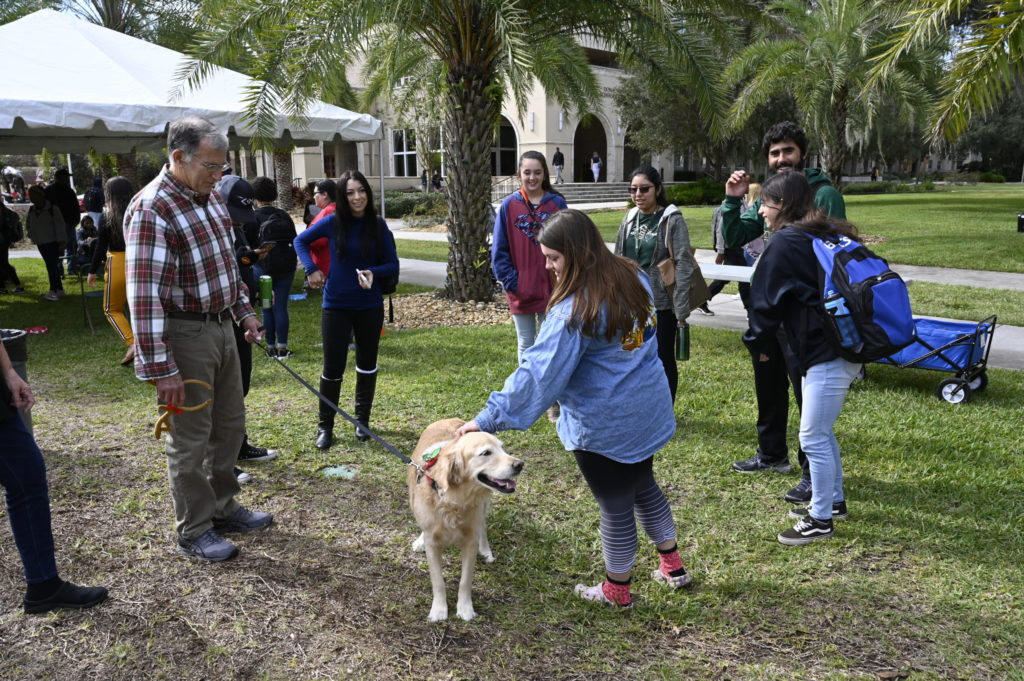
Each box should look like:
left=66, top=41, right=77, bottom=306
left=459, top=209, right=692, bottom=608
left=295, top=170, right=398, bottom=449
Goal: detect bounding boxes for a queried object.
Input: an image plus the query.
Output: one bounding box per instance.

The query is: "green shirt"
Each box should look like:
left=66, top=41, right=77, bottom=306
left=622, top=209, right=664, bottom=267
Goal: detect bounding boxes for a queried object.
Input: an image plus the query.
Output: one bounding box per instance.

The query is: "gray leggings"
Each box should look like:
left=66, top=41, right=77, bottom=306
left=573, top=451, right=677, bottom=575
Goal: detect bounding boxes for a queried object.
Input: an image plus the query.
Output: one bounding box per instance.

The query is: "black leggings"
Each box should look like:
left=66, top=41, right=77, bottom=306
left=321, top=306, right=384, bottom=380
left=36, top=242, right=63, bottom=293
left=574, top=451, right=677, bottom=575
left=655, top=309, right=678, bottom=402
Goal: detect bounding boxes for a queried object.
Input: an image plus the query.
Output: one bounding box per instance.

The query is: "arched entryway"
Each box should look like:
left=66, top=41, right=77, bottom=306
left=491, top=116, right=518, bottom=177
left=573, top=117, right=607, bottom=182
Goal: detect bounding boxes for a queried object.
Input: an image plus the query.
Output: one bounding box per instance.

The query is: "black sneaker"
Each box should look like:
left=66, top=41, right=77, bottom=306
left=178, top=529, right=239, bottom=562
left=789, top=501, right=848, bottom=521
left=777, top=515, right=833, bottom=546
left=213, top=505, right=273, bottom=533
left=238, top=442, right=277, bottom=462
left=276, top=348, right=294, bottom=359
left=784, top=476, right=813, bottom=504
left=732, top=454, right=792, bottom=474
left=23, top=581, right=108, bottom=614
left=265, top=347, right=278, bottom=358
left=695, top=303, right=714, bottom=316
left=234, top=467, right=252, bottom=484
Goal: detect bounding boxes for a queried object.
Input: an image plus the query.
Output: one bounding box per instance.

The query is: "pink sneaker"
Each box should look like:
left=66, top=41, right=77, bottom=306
left=573, top=582, right=632, bottom=608
left=651, top=568, right=693, bottom=589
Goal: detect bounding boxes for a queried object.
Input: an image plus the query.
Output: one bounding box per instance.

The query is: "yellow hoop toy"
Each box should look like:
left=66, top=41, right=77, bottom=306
left=153, top=379, right=214, bottom=439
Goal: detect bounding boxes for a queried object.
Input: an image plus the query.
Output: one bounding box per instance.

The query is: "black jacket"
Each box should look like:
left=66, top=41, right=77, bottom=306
left=46, top=181, right=80, bottom=229
left=742, top=226, right=838, bottom=374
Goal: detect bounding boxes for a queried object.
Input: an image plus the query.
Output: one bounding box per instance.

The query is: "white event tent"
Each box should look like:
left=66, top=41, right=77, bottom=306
left=0, top=9, right=382, bottom=154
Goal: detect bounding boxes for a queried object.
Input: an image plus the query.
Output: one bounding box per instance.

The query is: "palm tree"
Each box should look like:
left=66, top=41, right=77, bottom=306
left=723, top=0, right=940, bottom=185
left=183, top=0, right=757, bottom=301
left=873, top=0, right=1024, bottom=143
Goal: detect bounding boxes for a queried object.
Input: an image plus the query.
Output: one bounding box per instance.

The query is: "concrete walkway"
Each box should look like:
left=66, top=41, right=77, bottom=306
left=386, top=221, right=1023, bottom=371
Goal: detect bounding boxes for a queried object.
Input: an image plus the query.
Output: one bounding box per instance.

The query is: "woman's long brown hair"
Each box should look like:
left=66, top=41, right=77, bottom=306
left=538, top=210, right=651, bottom=341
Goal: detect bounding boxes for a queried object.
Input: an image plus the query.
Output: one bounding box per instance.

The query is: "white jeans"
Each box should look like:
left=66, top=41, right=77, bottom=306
left=799, top=357, right=861, bottom=520
left=512, top=312, right=546, bottom=364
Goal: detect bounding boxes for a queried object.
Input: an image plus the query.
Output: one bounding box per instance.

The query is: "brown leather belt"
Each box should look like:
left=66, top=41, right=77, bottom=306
left=166, top=309, right=231, bottom=323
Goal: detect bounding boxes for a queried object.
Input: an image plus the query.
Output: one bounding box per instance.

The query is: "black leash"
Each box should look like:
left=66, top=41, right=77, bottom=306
left=254, top=339, right=417, bottom=469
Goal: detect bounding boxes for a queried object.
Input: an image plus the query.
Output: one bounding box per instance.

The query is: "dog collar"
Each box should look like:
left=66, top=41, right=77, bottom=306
left=418, top=445, right=442, bottom=492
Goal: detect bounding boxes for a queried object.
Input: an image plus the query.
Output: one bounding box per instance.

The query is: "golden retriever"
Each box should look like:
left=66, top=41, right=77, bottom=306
left=408, top=418, right=524, bottom=622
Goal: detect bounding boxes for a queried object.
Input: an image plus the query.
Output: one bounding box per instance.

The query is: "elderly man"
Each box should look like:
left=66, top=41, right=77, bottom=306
left=125, top=116, right=272, bottom=563
left=719, top=121, right=847, bottom=505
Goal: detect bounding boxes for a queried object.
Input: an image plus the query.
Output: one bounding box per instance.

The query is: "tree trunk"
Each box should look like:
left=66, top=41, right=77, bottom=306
left=115, top=152, right=139, bottom=189
left=441, top=70, right=499, bottom=302
left=273, top=151, right=294, bottom=211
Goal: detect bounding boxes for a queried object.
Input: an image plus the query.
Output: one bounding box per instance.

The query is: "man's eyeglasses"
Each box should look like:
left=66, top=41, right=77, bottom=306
left=629, top=185, right=653, bottom=194
left=195, top=159, right=231, bottom=173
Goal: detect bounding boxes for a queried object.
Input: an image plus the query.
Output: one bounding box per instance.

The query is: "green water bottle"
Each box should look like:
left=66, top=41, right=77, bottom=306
left=259, top=275, right=272, bottom=310
left=676, top=324, right=690, bottom=361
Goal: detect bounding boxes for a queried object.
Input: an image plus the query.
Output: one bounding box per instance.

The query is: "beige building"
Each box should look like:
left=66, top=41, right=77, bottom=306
left=250, top=46, right=673, bottom=190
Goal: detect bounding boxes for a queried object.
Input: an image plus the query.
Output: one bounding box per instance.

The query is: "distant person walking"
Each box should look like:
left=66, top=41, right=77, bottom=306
left=552, top=147, right=565, bottom=184
left=25, top=185, right=65, bottom=302
left=590, top=152, right=602, bottom=182
left=87, top=176, right=137, bottom=367
left=0, top=195, right=24, bottom=294
left=45, top=168, right=80, bottom=265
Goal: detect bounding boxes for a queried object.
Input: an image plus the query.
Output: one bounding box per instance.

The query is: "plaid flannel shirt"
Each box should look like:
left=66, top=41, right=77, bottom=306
left=125, top=165, right=254, bottom=380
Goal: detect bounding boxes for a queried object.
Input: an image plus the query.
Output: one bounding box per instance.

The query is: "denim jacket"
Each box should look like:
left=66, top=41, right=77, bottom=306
left=474, top=273, right=675, bottom=463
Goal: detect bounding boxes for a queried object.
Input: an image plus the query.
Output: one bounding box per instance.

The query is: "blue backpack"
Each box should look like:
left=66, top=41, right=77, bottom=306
left=803, top=232, right=915, bottom=362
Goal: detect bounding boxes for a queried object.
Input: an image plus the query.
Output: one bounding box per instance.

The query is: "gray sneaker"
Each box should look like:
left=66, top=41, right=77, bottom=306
left=213, top=506, right=273, bottom=534
left=732, top=454, right=792, bottom=474
left=178, top=529, right=238, bottom=562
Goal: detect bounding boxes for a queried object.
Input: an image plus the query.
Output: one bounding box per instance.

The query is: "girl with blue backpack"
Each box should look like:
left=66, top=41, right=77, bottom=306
left=743, top=171, right=862, bottom=546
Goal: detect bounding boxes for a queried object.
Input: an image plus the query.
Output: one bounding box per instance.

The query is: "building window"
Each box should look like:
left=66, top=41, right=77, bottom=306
left=491, top=118, right=517, bottom=176
left=392, top=129, right=418, bottom=177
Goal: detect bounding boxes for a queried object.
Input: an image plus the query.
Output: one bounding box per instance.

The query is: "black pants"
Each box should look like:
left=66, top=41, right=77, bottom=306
left=0, top=246, right=21, bottom=289
left=36, top=242, right=63, bottom=293
left=707, top=248, right=751, bottom=310
left=751, top=328, right=803, bottom=464
left=655, top=309, right=678, bottom=402
left=321, top=306, right=384, bottom=380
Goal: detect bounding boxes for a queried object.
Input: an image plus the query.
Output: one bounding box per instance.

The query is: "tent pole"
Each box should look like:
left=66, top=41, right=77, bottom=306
left=378, top=138, right=385, bottom=220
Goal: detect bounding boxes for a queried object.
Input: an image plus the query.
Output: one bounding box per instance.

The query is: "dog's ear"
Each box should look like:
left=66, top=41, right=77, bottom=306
left=445, top=442, right=464, bottom=485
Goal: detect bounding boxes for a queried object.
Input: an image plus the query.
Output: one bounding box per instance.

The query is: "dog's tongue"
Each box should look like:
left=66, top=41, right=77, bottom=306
left=493, top=477, right=517, bottom=490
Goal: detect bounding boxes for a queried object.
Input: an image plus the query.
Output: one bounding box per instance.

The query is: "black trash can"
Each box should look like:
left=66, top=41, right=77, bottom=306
left=1, top=329, right=33, bottom=434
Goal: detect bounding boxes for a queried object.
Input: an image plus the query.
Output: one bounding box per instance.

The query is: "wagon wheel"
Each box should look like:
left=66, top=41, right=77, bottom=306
left=936, top=378, right=972, bottom=405
left=967, top=371, right=988, bottom=392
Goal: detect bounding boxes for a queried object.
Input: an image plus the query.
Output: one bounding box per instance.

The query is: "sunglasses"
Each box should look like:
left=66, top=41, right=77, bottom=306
left=629, top=185, right=653, bottom=194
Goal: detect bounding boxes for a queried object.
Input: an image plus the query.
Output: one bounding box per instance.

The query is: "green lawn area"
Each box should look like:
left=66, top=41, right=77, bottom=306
left=1, top=268, right=1021, bottom=680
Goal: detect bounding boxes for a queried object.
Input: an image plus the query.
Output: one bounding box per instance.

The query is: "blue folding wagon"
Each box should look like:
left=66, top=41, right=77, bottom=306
left=864, top=315, right=996, bottom=404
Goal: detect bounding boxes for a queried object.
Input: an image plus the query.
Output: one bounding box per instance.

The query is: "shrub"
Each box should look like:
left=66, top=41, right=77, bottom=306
left=673, top=169, right=699, bottom=182
left=979, top=171, right=1006, bottom=183
left=842, top=181, right=935, bottom=195
left=665, top=178, right=725, bottom=205
left=375, top=190, right=447, bottom=219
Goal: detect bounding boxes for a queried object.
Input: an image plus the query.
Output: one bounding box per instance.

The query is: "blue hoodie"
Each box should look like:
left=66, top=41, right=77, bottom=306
left=474, top=273, right=675, bottom=463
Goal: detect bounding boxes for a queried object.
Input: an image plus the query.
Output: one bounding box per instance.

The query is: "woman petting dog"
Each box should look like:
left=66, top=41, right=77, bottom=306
left=295, top=170, right=399, bottom=448
left=457, top=209, right=693, bottom=608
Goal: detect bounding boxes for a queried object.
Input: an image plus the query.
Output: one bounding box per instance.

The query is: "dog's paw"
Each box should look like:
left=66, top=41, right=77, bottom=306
left=479, top=549, right=495, bottom=563
left=427, top=605, right=448, bottom=622
left=412, top=533, right=425, bottom=553
left=456, top=603, right=477, bottom=621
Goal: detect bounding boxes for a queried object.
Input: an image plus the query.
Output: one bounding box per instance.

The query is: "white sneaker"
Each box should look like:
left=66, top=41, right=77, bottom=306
left=573, top=582, right=632, bottom=608
left=42, top=291, right=59, bottom=302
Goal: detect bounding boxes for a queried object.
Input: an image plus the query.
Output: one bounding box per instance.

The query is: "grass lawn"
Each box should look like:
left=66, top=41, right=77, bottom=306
left=1, top=260, right=1022, bottom=680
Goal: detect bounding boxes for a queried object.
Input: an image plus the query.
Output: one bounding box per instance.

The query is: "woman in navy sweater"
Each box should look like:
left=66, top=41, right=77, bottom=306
left=295, top=170, right=399, bottom=448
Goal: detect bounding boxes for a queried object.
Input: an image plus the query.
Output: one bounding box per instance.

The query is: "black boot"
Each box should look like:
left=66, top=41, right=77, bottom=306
left=316, top=377, right=342, bottom=449
left=354, top=369, right=378, bottom=442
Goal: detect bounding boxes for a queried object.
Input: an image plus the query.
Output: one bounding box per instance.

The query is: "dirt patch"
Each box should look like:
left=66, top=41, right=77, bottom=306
left=386, top=292, right=510, bottom=331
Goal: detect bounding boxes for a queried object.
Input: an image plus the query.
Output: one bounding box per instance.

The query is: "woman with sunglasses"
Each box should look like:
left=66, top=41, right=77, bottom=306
left=614, top=165, right=693, bottom=402
left=302, top=179, right=337, bottom=277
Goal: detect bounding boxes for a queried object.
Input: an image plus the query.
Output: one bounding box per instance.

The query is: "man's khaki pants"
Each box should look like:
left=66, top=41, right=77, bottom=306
left=164, top=316, right=245, bottom=540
